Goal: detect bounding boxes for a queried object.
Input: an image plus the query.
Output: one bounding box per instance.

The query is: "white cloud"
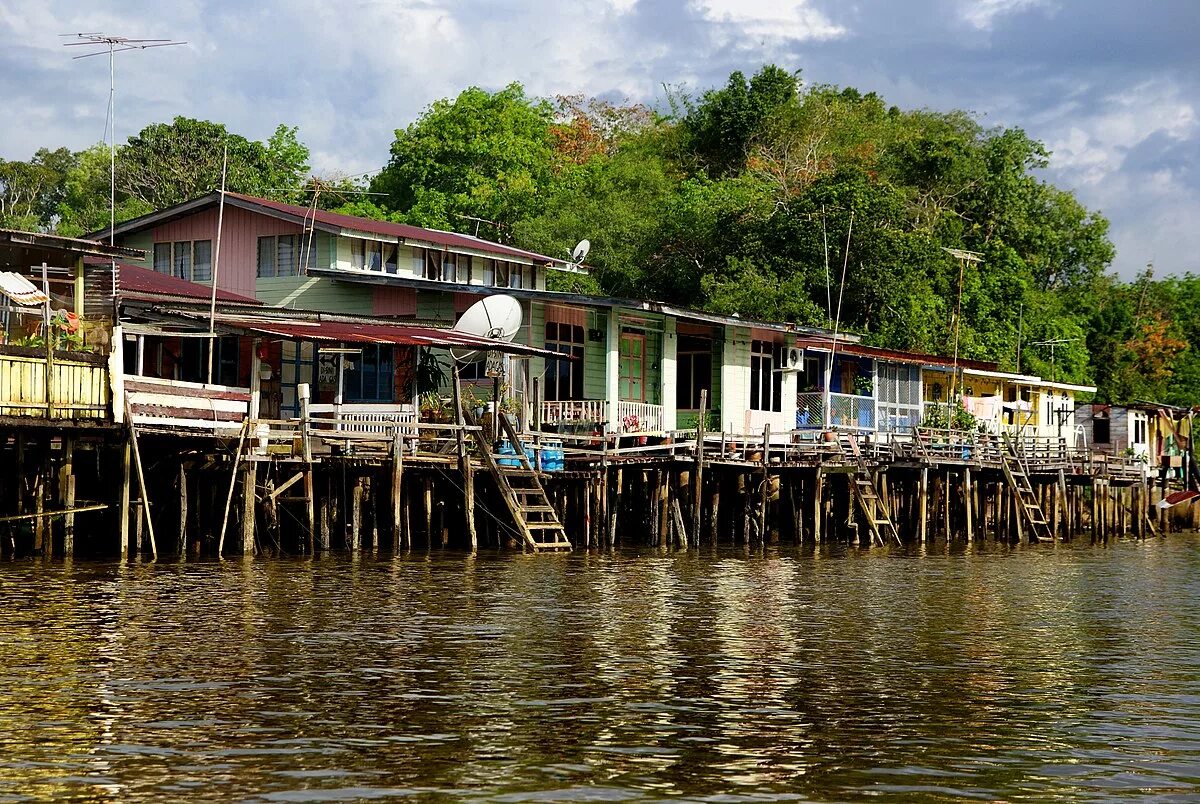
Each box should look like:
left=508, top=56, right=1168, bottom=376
left=959, top=0, right=1053, bottom=30
left=690, top=0, right=846, bottom=41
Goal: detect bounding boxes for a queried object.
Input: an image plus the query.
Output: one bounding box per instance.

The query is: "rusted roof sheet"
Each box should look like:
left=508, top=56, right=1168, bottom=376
left=0, top=228, right=145, bottom=261
left=0, top=272, right=49, bottom=306
left=92, top=260, right=262, bottom=304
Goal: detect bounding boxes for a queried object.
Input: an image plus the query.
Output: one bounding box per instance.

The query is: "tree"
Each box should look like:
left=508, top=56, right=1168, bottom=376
left=118, top=117, right=310, bottom=210
left=370, top=84, right=556, bottom=236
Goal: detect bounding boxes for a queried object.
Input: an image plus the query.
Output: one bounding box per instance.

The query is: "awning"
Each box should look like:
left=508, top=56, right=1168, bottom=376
left=1158, top=490, right=1198, bottom=509
left=0, top=271, right=49, bottom=306
left=144, top=308, right=570, bottom=359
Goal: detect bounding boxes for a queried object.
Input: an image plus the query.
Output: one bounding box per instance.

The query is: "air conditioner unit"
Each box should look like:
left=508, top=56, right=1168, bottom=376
left=778, top=347, right=804, bottom=372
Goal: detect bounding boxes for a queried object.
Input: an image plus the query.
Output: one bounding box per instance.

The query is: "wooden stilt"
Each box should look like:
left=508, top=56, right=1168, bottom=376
left=178, top=461, right=188, bottom=556
left=350, top=475, right=363, bottom=551
left=391, top=428, right=404, bottom=550
left=125, top=404, right=157, bottom=559
left=963, top=467, right=974, bottom=542
left=217, top=420, right=249, bottom=558
left=240, top=461, right=256, bottom=556
left=119, top=441, right=131, bottom=558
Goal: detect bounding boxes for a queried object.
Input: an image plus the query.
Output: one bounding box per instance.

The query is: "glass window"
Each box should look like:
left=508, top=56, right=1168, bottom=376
left=676, top=335, right=712, bottom=410
left=482, top=258, right=495, bottom=286
left=750, top=339, right=782, bottom=412
left=191, top=240, right=212, bottom=282
left=544, top=321, right=585, bottom=401
left=277, top=234, right=296, bottom=277
left=257, top=236, right=276, bottom=278
left=351, top=239, right=365, bottom=271
left=424, top=249, right=441, bottom=280
left=153, top=243, right=171, bottom=274
left=343, top=345, right=395, bottom=402
left=495, top=261, right=510, bottom=288
left=383, top=242, right=398, bottom=274
left=173, top=241, right=192, bottom=280
left=298, top=233, right=320, bottom=273
left=441, top=252, right=457, bottom=282
left=179, top=336, right=239, bottom=387
left=367, top=241, right=382, bottom=271
left=509, top=264, right=524, bottom=289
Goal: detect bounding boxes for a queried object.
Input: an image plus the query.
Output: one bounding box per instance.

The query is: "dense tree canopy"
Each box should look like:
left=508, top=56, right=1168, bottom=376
left=2, top=64, right=1194, bottom=405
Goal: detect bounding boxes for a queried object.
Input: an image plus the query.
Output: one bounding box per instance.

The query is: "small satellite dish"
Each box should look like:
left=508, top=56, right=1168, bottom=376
left=571, top=239, right=590, bottom=265
left=450, top=294, right=523, bottom=362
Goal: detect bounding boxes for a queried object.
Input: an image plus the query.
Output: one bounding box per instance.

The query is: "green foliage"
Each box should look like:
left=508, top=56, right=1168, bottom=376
left=120, top=118, right=310, bottom=209
left=370, top=84, right=555, bottom=235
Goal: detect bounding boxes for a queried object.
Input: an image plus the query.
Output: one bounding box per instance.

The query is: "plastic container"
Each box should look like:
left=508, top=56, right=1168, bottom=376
left=540, top=441, right=564, bottom=472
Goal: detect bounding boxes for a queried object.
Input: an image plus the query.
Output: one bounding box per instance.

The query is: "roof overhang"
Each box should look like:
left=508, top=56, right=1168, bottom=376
left=1, top=228, right=145, bottom=264
left=121, top=302, right=570, bottom=358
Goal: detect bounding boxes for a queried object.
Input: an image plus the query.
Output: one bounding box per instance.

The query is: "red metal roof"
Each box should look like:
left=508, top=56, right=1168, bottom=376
left=186, top=311, right=566, bottom=358
left=96, top=259, right=262, bottom=305
left=224, top=192, right=560, bottom=265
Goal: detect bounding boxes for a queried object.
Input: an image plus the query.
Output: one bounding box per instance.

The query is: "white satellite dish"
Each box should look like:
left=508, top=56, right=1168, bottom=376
left=450, top=294, right=523, bottom=362
left=571, top=239, right=590, bottom=265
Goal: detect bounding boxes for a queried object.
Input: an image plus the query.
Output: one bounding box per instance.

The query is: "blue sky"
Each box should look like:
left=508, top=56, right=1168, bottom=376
left=1, top=0, right=1196, bottom=278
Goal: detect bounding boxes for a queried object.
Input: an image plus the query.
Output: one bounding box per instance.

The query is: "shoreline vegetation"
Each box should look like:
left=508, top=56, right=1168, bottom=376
left=1, top=64, right=1195, bottom=409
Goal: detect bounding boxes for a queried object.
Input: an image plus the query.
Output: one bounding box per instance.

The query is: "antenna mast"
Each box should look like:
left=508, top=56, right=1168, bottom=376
left=63, top=33, right=186, bottom=296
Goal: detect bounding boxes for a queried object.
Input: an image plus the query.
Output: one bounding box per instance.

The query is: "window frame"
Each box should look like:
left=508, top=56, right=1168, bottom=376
left=618, top=330, right=646, bottom=402
left=544, top=321, right=586, bottom=401
left=257, top=234, right=301, bottom=278
left=750, top=339, right=783, bottom=413
left=676, top=335, right=712, bottom=411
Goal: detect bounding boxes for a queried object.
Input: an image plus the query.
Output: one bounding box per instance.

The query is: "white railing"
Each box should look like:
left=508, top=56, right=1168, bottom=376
left=308, top=402, right=417, bottom=434
left=541, top=399, right=606, bottom=427
left=877, top=403, right=922, bottom=433
left=617, top=400, right=664, bottom=433
left=828, top=392, right=875, bottom=430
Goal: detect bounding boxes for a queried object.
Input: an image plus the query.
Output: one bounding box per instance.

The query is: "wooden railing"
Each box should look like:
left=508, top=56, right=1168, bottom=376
left=540, top=399, right=606, bottom=427
left=0, top=345, right=109, bottom=420
left=617, top=400, right=664, bottom=432
left=124, top=375, right=250, bottom=433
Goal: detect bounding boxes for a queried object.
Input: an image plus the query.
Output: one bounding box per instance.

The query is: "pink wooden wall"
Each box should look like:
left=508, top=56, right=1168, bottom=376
left=372, top=286, right=417, bottom=316
left=151, top=206, right=302, bottom=299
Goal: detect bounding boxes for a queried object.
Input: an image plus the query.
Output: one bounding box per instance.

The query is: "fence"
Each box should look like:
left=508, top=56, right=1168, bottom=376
left=0, top=346, right=109, bottom=420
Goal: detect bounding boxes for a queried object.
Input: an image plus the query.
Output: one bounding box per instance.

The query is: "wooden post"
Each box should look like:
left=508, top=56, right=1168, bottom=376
left=963, top=467, right=973, bottom=542
left=350, top=476, right=363, bottom=551
left=120, top=442, right=131, bottom=558
left=391, top=427, right=404, bottom=550
left=299, top=383, right=315, bottom=554
left=450, top=363, right=476, bottom=551
left=608, top=468, right=622, bottom=547
left=657, top=470, right=670, bottom=547
left=125, top=403, right=157, bottom=559
left=60, top=437, right=75, bottom=556
left=217, top=420, right=249, bottom=558
left=423, top=476, right=434, bottom=548
left=813, top=467, right=824, bottom=544
left=691, top=389, right=707, bottom=544
left=918, top=467, right=928, bottom=543
left=178, top=461, right=188, bottom=556
left=240, top=461, right=256, bottom=555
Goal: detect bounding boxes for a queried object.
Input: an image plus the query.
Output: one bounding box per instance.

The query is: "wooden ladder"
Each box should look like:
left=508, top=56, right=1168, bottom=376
left=467, top=412, right=571, bottom=552
left=839, top=432, right=901, bottom=545
left=1001, top=434, right=1054, bottom=542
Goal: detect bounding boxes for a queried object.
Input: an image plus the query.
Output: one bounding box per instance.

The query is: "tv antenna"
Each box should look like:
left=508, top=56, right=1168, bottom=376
left=62, top=33, right=186, bottom=294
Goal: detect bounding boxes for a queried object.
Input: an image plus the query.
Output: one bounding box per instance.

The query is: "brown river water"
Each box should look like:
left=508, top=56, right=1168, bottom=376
left=2, top=535, right=1200, bottom=802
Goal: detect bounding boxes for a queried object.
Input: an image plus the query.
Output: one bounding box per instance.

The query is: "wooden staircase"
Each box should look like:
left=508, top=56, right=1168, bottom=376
left=467, top=412, right=571, bottom=552
left=839, top=433, right=901, bottom=545
left=1000, top=434, right=1054, bottom=542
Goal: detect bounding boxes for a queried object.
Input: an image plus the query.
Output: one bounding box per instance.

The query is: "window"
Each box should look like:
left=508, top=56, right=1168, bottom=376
left=619, top=331, right=645, bottom=402
left=351, top=239, right=383, bottom=271
left=676, top=335, right=712, bottom=410
left=383, top=243, right=397, bottom=274
left=495, top=261, right=510, bottom=288
left=257, top=235, right=299, bottom=277
left=342, top=345, right=395, bottom=402
left=424, top=249, right=441, bottom=280
left=545, top=322, right=585, bottom=401
left=1093, top=415, right=1110, bottom=445
left=1133, top=416, right=1147, bottom=445
left=750, top=339, right=783, bottom=412
left=441, top=252, right=458, bottom=282
left=192, top=240, right=212, bottom=282
left=299, top=233, right=321, bottom=272
left=179, top=336, right=239, bottom=387
left=481, top=258, right=496, bottom=286
left=152, top=240, right=212, bottom=282
left=508, top=263, right=524, bottom=289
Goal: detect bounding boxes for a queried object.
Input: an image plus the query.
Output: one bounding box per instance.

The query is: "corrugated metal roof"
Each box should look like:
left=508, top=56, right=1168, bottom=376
left=222, top=193, right=560, bottom=265
left=92, top=259, right=262, bottom=304
left=796, top=337, right=999, bottom=371
left=0, top=272, right=49, bottom=306
left=0, top=228, right=145, bottom=261
left=150, top=308, right=568, bottom=358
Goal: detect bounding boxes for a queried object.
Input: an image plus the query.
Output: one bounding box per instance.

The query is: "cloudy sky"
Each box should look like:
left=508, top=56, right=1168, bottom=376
left=1, top=0, right=1196, bottom=278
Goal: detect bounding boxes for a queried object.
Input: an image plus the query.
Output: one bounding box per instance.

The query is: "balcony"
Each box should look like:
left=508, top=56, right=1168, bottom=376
left=538, top=399, right=664, bottom=433
left=307, top=403, right=417, bottom=435
left=0, top=345, right=110, bottom=422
